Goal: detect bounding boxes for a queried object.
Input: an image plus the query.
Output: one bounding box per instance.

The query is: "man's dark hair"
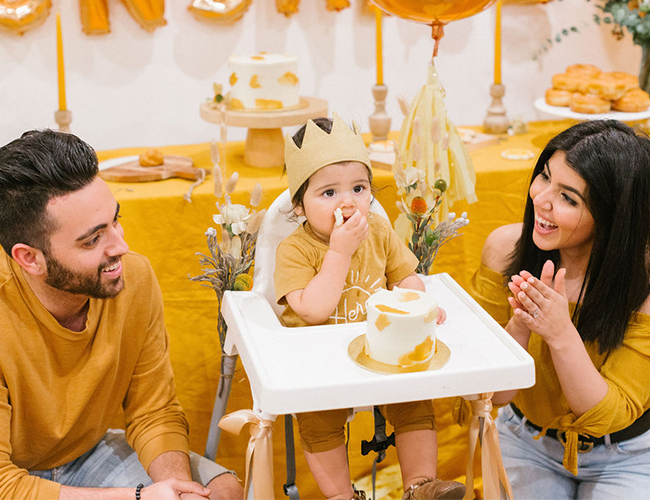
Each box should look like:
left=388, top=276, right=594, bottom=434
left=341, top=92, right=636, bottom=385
left=0, top=129, right=99, bottom=254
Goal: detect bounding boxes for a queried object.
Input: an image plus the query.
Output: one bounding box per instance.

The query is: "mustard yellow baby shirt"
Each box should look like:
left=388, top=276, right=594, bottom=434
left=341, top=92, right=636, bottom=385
left=0, top=250, right=189, bottom=499
left=275, top=215, right=418, bottom=327
left=470, top=263, right=650, bottom=474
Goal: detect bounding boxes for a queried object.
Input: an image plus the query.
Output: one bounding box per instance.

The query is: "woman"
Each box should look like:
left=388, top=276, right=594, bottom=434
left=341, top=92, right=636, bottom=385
left=471, top=120, right=650, bottom=498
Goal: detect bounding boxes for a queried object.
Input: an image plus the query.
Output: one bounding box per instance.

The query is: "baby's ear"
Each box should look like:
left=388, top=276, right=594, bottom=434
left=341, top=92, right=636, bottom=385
left=294, top=204, right=304, bottom=217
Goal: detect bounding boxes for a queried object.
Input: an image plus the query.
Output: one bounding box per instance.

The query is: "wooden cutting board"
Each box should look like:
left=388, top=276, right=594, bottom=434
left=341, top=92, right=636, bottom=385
left=98, top=155, right=209, bottom=182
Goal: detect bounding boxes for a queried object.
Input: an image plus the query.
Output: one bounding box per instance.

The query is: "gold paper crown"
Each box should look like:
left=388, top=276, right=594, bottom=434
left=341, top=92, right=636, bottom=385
left=285, top=112, right=371, bottom=199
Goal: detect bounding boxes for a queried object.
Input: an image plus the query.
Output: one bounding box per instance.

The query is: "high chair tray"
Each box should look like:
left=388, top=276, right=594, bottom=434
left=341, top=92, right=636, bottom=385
left=221, top=273, right=534, bottom=417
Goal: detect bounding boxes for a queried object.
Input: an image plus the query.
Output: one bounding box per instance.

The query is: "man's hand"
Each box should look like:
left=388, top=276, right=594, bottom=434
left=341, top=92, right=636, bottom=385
left=142, top=478, right=210, bottom=499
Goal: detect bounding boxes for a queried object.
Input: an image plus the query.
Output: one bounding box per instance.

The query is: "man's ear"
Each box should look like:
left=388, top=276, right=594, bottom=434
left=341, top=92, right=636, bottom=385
left=11, top=244, right=47, bottom=276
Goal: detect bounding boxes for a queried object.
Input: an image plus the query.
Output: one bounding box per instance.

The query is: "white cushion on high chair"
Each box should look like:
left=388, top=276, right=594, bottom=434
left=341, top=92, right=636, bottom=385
left=252, top=189, right=389, bottom=320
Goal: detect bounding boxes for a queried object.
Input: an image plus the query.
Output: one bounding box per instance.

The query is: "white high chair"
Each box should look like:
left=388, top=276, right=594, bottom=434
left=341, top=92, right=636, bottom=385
left=247, top=189, right=392, bottom=498
left=213, top=189, right=535, bottom=500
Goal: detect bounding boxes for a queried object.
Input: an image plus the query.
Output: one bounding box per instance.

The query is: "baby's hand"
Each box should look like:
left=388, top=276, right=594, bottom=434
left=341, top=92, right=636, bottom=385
left=329, top=209, right=369, bottom=257
left=436, top=306, right=447, bottom=325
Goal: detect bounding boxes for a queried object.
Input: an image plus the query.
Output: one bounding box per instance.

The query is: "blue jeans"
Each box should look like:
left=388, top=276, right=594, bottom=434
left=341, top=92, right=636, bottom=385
left=496, top=404, right=650, bottom=499
left=30, top=429, right=233, bottom=488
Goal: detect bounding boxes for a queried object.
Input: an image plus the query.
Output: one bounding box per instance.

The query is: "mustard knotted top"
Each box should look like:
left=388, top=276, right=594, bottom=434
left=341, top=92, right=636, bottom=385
left=469, top=263, right=650, bottom=475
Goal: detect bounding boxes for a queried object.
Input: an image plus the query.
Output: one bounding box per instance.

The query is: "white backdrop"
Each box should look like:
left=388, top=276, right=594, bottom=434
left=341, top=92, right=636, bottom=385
left=0, top=1, right=641, bottom=151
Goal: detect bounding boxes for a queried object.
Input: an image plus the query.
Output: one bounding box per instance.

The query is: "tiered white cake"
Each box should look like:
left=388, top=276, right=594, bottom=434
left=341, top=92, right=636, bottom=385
left=365, top=288, right=438, bottom=367
left=228, top=53, right=300, bottom=111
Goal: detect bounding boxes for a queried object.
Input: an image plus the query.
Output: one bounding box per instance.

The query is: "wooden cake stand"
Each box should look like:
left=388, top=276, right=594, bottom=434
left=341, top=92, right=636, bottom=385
left=200, top=96, right=328, bottom=168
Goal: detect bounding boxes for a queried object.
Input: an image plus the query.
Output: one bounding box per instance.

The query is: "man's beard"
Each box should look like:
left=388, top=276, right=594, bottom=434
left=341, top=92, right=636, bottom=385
left=44, top=253, right=124, bottom=299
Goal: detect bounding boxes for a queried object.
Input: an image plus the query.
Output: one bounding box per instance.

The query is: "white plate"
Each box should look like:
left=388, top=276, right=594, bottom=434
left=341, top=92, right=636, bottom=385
left=98, top=155, right=139, bottom=171
left=534, top=98, right=650, bottom=122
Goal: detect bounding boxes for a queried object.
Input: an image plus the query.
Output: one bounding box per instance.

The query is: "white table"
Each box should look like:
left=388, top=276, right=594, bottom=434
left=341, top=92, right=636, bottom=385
left=218, top=273, right=534, bottom=499
left=222, top=273, right=534, bottom=418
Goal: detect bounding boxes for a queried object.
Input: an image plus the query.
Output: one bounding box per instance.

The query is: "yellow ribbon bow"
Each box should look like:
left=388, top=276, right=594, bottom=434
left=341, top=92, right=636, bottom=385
left=219, top=409, right=275, bottom=499
left=464, top=394, right=513, bottom=500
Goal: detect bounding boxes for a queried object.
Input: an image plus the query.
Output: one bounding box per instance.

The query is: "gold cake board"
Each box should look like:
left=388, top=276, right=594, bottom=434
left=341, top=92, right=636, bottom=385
left=348, top=334, right=451, bottom=375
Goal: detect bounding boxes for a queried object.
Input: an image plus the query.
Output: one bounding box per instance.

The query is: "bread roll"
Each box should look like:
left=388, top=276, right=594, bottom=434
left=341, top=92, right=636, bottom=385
left=545, top=88, right=572, bottom=107
left=570, top=92, right=611, bottom=114
left=612, top=88, right=650, bottom=113
left=566, top=64, right=601, bottom=79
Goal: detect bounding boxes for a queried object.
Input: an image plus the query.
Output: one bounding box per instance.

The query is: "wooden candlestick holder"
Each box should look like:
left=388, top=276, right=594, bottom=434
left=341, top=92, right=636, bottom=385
left=369, top=84, right=391, bottom=142
left=483, top=83, right=509, bottom=135
left=55, top=109, right=72, bottom=133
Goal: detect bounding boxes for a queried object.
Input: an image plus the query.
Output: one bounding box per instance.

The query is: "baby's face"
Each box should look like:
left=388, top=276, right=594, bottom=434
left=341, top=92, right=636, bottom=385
left=298, top=161, right=371, bottom=242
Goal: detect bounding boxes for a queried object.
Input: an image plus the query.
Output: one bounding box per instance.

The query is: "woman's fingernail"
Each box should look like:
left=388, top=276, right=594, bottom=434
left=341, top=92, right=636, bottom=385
left=521, top=283, right=528, bottom=290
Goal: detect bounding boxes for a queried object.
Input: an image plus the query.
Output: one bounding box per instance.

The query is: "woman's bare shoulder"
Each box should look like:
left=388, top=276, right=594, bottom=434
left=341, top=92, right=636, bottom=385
left=481, top=223, right=523, bottom=274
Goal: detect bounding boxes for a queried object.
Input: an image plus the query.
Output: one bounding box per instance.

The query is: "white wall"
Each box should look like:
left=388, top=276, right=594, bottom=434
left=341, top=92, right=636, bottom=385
left=0, top=1, right=641, bottom=152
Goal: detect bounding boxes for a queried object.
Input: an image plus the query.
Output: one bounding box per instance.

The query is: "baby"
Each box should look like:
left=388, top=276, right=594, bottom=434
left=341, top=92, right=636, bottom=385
left=273, top=113, right=464, bottom=500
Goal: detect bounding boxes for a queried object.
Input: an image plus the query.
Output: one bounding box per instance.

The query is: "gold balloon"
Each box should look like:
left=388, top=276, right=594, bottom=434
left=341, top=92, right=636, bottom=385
left=122, top=0, right=166, bottom=32
left=371, top=0, right=497, bottom=25
left=0, top=0, right=51, bottom=35
left=189, top=0, right=252, bottom=23
left=80, top=0, right=165, bottom=35
left=326, top=0, right=350, bottom=11
left=277, top=0, right=299, bottom=17
left=80, top=0, right=110, bottom=35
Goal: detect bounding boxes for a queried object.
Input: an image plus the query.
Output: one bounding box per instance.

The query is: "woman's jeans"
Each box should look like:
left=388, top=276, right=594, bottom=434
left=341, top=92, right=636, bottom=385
left=496, top=404, right=650, bottom=499
left=29, top=429, right=232, bottom=488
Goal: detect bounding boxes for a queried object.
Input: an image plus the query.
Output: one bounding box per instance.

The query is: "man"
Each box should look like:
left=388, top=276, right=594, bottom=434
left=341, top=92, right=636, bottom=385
left=0, top=130, right=243, bottom=499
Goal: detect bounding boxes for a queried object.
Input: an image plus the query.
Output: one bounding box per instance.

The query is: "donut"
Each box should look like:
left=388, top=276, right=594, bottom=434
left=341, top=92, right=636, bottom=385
left=545, top=88, right=572, bottom=107
left=570, top=92, right=611, bottom=114
left=552, top=73, right=591, bottom=92
left=612, top=88, right=650, bottom=112
left=566, top=64, right=602, bottom=79
left=586, top=74, right=629, bottom=101
left=605, top=71, right=640, bottom=91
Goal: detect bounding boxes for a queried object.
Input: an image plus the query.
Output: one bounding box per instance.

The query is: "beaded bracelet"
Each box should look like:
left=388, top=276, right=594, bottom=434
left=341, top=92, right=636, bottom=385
left=135, top=483, right=144, bottom=500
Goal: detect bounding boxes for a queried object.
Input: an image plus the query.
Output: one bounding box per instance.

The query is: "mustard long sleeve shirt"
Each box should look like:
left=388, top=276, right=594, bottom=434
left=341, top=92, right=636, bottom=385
left=0, top=251, right=190, bottom=499
left=469, top=263, right=650, bottom=474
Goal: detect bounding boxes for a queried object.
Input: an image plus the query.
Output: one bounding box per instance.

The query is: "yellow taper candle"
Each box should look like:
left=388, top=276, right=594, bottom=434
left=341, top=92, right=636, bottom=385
left=56, top=11, right=67, bottom=111
left=375, top=9, right=383, bottom=86
left=494, top=0, right=502, bottom=85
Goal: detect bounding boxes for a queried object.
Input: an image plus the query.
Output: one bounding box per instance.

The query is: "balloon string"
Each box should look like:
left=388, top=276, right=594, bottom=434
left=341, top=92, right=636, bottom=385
left=431, top=21, right=445, bottom=60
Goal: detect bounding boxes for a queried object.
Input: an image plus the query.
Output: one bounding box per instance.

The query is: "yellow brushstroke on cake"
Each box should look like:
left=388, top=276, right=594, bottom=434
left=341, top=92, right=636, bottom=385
left=229, top=73, right=238, bottom=86
left=424, top=308, right=437, bottom=323
left=250, top=75, right=261, bottom=88
left=251, top=55, right=265, bottom=60
left=255, top=99, right=283, bottom=110
left=399, top=291, right=420, bottom=302
left=279, top=72, right=299, bottom=86
left=375, top=313, right=391, bottom=331
left=229, top=98, right=245, bottom=110
left=376, top=304, right=408, bottom=315
left=398, top=336, right=434, bottom=366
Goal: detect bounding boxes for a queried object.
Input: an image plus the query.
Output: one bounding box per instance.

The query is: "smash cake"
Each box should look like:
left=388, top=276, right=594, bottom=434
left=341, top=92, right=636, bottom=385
left=227, top=53, right=300, bottom=111
left=365, top=288, right=438, bottom=368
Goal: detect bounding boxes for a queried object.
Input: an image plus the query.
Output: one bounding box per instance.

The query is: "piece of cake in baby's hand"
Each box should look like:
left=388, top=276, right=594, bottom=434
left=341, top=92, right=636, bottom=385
left=334, top=207, right=344, bottom=227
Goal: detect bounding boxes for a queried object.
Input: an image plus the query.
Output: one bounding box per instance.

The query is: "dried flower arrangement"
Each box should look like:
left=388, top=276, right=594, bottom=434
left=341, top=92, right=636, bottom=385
left=190, top=165, right=266, bottom=349
left=394, top=163, right=469, bottom=276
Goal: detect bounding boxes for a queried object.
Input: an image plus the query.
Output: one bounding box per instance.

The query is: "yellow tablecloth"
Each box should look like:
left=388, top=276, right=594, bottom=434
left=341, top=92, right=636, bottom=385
left=99, top=120, right=575, bottom=499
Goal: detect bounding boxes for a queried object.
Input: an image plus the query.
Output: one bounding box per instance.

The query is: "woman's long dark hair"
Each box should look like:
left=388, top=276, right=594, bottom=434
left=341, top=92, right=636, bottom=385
left=506, top=120, right=650, bottom=353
